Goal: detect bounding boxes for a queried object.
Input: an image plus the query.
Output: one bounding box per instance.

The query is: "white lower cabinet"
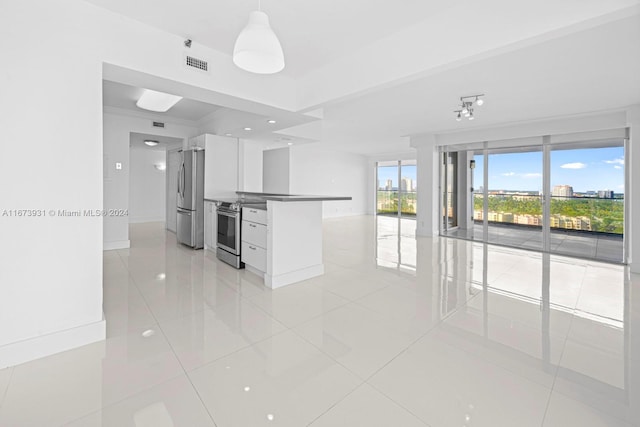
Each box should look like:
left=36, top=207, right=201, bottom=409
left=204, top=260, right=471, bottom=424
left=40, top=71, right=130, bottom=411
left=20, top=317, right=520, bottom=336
left=204, top=201, right=216, bottom=251
left=241, top=207, right=267, bottom=273
left=242, top=241, right=266, bottom=272
left=242, top=220, right=267, bottom=248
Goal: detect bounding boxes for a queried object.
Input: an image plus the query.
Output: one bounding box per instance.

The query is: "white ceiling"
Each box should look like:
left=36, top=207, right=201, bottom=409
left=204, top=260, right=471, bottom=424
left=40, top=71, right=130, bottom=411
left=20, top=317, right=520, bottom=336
left=129, top=132, right=184, bottom=150
left=85, top=0, right=452, bottom=78
left=93, top=0, right=640, bottom=156
left=103, top=80, right=219, bottom=121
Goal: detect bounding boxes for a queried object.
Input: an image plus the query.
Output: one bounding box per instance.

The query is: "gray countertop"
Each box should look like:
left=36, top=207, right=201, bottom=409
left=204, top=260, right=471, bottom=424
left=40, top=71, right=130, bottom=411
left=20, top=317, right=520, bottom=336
left=236, top=191, right=352, bottom=202
left=205, top=192, right=352, bottom=204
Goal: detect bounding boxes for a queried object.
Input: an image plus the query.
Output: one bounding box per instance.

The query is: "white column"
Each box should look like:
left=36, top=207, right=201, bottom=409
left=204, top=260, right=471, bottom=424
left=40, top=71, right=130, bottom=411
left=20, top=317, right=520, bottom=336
left=457, top=151, right=473, bottom=230
left=628, top=105, right=640, bottom=273
left=411, top=134, right=439, bottom=237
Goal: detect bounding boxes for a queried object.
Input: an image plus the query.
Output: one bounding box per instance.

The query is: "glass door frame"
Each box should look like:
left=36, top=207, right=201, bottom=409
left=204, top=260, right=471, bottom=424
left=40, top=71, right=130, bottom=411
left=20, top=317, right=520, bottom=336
left=440, top=137, right=628, bottom=264
left=375, top=160, right=417, bottom=219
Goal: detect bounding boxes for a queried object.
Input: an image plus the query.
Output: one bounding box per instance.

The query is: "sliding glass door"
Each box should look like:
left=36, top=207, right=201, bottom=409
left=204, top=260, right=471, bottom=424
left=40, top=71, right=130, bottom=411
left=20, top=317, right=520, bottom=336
left=441, top=139, right=625, bottom=263
left=486, top=148, right=543, bottom=251
left=376, top=160, right=417, bottom=271
left=376, top=160, right=417, bottom=218
left=549, top=144, right=624, bottom=262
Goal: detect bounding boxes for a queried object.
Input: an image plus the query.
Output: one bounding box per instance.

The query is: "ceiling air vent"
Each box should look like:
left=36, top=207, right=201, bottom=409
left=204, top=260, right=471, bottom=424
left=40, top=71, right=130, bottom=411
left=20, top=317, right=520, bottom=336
left=185, top=55, right=208, bottom=72
left=153, top=121, right=165, bottom=128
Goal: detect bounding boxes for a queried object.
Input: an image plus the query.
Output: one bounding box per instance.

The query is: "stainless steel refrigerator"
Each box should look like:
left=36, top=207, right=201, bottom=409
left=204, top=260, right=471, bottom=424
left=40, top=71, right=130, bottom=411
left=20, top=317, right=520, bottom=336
left=177, top=148, right=205, bottom=249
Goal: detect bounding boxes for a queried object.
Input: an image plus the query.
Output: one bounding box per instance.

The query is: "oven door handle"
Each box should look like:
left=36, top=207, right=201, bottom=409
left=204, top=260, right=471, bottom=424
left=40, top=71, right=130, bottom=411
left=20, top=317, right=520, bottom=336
left=217, top=210, right=239, bottom=218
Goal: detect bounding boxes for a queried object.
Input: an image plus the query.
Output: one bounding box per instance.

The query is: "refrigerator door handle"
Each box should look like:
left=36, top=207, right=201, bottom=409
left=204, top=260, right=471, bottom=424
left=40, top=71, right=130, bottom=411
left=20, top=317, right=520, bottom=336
left=181, top=163, right=186, bottom=198
left=177, top=163, right=182, bottom=195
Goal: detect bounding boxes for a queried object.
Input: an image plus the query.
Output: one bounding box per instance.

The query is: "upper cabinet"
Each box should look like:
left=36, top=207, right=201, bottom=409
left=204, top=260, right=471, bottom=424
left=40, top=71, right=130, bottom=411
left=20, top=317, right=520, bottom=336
left=185, top=134, right=206, bottom=150
left=263, top=147, right=291, bottom=194
left=197, top=134, right=239, bottom=199
left=189, top=133, right=265, bottom=198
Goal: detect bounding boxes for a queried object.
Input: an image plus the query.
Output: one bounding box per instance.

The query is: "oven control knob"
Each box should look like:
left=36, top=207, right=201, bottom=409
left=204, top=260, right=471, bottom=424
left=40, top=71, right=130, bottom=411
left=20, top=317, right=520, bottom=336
left=231, top=203, right=239, bottom=211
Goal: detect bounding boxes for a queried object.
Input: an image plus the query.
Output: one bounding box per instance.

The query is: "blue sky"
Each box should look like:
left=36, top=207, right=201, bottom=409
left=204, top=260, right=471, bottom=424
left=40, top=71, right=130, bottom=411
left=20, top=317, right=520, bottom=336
left=377, top=165, right=416, bottom=187
left=474, top=146, right=624, bottom=193
left=377, top=147, right=624, bottom=193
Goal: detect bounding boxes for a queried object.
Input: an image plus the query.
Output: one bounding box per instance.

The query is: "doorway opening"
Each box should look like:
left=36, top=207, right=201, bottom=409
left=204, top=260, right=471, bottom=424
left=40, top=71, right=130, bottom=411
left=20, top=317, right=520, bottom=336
left=376, top=160, right=417, bottom=271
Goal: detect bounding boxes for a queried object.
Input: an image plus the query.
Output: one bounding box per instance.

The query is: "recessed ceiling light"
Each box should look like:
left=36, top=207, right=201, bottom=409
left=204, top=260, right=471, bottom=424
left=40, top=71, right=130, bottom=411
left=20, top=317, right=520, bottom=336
left=244, top=127, right=252, bottom=131
left=287, top=142, right=293, bottom=146
left=225, top=133, right=233, bottom=137
left=141, top=329, right=155, bottom=338
left=267, top=120, right=276, bottom=124
left=144, top=140, right=159, bottom=146
left=136, top=89, right=182, bottom=112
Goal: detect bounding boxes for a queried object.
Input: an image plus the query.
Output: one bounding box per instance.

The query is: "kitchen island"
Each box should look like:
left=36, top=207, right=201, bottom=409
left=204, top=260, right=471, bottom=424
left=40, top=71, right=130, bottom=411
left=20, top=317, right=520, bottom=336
left=208, top=192, right=351, bottom=289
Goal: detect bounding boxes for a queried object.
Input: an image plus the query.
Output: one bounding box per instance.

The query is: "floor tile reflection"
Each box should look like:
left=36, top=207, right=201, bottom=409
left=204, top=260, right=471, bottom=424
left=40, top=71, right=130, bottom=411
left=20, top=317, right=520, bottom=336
left=188, top=330, right=361, bottom=427
left=64, top=376, right=216, bottom=427
left=0, top=217, right=635, bottom=426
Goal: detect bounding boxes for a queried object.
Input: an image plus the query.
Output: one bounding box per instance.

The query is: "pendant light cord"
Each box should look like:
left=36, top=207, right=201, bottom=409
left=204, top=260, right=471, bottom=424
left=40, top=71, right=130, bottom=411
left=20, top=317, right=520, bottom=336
left=258, top=0, right=261, bottom=11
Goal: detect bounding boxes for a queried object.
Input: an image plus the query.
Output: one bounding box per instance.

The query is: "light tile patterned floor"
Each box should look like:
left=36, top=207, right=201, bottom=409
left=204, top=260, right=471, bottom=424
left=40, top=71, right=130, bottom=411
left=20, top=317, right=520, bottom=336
left=0, top=216, right=637, bottom=426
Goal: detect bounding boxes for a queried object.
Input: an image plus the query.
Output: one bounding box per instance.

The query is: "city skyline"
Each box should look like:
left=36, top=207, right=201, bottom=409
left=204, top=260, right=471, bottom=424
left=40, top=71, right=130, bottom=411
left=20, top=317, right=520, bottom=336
left=474, top=146, right=624, bottom=193
left=377, top=165, right=417, bottom=190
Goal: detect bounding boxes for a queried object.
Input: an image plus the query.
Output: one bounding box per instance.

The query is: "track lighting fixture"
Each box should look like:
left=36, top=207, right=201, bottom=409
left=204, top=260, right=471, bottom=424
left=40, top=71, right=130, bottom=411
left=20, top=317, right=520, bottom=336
left=453, top=94, right=484, bottom=122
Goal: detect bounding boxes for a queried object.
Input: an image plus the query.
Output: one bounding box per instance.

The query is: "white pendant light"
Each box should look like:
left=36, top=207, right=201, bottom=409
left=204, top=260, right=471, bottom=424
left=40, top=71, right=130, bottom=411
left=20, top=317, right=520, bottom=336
left=233, top=4, right=284, bottom=74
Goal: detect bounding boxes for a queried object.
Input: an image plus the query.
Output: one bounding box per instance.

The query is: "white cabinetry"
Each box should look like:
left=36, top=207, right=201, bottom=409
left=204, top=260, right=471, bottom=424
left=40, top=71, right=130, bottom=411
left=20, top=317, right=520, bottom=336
left=203, top=134, right=239, bottom=198
left=241, top=207, right=267, bottom=273
left=204, top=201, right=217, bottom=251
left=185, top=134, right=206, bottom=149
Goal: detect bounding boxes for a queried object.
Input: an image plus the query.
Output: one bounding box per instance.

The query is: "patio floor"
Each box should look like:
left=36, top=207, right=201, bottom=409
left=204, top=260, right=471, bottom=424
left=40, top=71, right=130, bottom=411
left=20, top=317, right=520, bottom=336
left=443, top=222, right=624, bottom=264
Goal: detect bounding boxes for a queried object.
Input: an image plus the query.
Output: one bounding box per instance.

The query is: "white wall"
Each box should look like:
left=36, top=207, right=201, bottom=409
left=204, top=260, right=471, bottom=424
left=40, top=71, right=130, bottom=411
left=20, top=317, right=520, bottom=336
left=239, top=140, right=264, bottom=192
left=263, top=148, right=291, bottom=194
left=1, top=0, right=106, bottom=367
left=129, top=147, right=167, bottom=223
left=289, top=145, right=368, bottom=218
left=1, top=0, right=274, bottom=367
left=103, top=111, right=198, bottom=249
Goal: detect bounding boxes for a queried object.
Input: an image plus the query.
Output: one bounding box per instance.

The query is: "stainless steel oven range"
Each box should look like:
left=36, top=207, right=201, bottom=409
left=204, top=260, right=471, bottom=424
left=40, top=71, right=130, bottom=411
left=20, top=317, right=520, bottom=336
left=215, top=201, right=243, bottom=269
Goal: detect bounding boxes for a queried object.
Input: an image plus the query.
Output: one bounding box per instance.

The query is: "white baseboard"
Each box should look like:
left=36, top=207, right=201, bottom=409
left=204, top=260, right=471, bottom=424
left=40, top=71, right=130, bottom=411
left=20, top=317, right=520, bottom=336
left=129, top=216, right=166, bottom=224
left=266, top=264, right=324, bottom=289
left=0, top=318, right=106, bottom=369
left=103, top=240, right=130, bottom=250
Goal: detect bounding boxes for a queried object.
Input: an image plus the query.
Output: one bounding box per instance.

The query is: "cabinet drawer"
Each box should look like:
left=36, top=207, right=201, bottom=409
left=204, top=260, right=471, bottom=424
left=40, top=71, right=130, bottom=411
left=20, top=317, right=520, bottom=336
left=242, top=220, right=267, bottom=248
left=242, top=207, right=267, bottom=225
left=242, top=241, right=266, bottom=272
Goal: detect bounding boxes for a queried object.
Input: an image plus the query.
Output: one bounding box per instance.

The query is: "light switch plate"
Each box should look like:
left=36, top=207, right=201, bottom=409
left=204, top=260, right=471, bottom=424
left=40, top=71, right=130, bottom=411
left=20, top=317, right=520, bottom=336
left=115, top=162, right=122, bottom=170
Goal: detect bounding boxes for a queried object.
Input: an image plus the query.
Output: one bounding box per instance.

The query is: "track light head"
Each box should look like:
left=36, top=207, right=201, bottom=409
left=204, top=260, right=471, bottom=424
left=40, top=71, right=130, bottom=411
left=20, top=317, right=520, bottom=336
left=454, top=94, right=484, bottom=121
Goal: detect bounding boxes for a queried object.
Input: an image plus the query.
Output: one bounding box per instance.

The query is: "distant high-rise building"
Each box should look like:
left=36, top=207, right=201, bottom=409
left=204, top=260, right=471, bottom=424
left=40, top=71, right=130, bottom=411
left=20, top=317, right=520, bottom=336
left=598, top=190, right=614, bottom=199
left=385, top=179, right=393, bottom=191
left=552, top=185, right=574, bottom=199
left=401, top=177, right=414, bottom=192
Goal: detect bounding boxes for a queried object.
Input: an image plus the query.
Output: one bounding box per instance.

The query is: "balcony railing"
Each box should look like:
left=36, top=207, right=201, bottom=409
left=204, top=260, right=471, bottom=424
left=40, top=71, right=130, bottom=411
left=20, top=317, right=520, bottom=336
left=473, top=194, right=624, bottom=235
left=377, top=190, right=417, bottom=216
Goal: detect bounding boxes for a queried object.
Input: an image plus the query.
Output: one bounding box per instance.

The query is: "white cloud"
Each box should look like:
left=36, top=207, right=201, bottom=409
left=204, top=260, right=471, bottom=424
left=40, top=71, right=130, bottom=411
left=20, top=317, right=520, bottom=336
left=604, top=158, right=624, bottom=165
left=501, top=172, right=516, bottom=176
left=614, top=165, right=622, bottom=170
left=618, top=184, right=625, bottom=189
left=522, top=173, right=542, bottom=178
left=560, top=162, right=587, bottom=169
